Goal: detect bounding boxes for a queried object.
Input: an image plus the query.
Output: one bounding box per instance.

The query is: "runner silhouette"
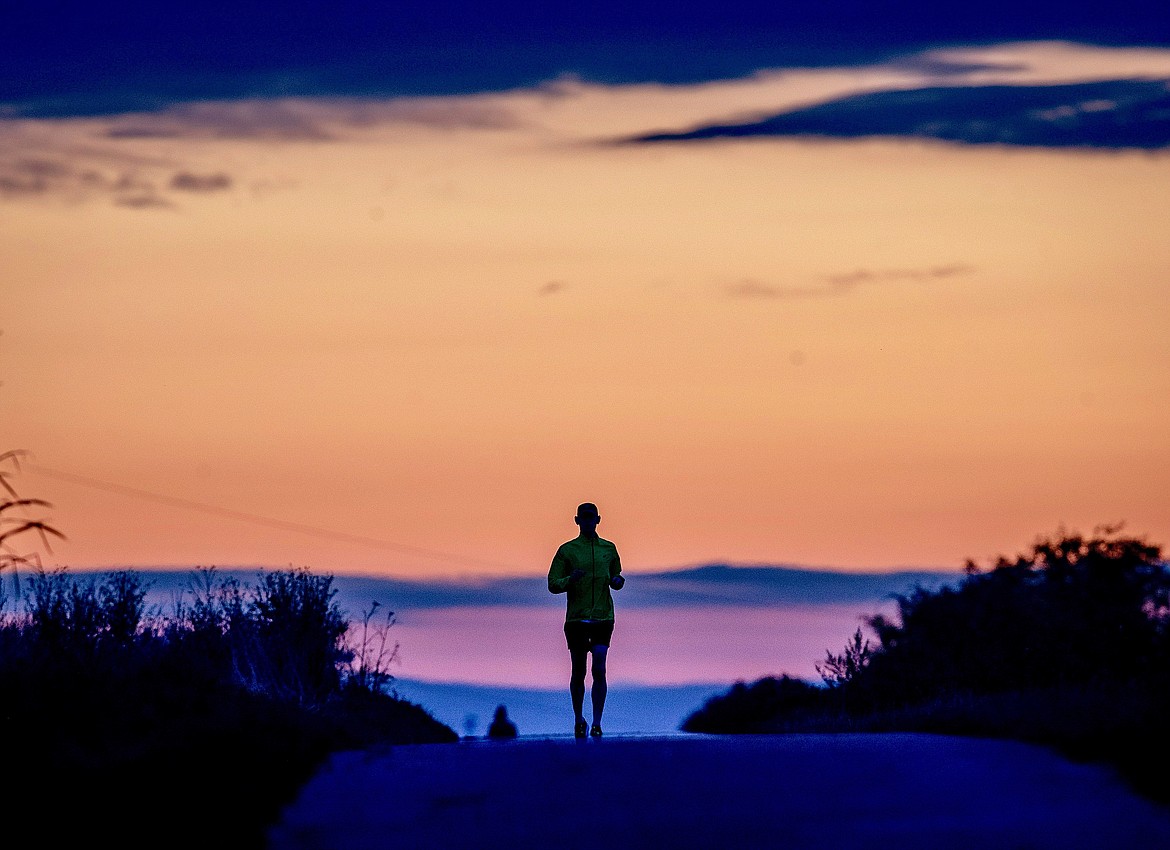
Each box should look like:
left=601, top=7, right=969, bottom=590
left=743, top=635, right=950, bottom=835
left=547, top=502, right=625, bottom=738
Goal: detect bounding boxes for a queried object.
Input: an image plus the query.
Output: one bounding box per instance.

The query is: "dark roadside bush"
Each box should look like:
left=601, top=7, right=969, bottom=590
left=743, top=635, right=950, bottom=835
left=682, top=675, right=827, bottom=733
left=0, top=565, right=456, bottom=845
left=683, top=528, right=1170, bottom=801
left=852, top=528, right=1168, bottom=710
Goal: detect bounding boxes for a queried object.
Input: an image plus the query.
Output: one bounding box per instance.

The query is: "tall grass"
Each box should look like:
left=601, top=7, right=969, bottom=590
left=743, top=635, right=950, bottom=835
left=0, top=449, right=66, bottom=610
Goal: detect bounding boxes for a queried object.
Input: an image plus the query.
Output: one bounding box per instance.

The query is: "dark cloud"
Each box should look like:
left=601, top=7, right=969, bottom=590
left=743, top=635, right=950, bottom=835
left=170, top=171, right=232, bottom=192
left=538, top=280, right=567, bottom=296
left=3, top=3, right=1169, bottom=117
left=631, top=80, right=1170, bottom=150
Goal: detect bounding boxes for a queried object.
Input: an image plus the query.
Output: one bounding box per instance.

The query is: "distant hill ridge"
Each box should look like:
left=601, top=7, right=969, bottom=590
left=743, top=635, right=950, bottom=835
left=105, top=563, right=961, bottom=614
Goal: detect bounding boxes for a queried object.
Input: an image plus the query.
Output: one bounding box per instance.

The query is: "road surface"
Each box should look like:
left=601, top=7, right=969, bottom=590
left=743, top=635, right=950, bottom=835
left=268, top=733, right=1169, bottom=849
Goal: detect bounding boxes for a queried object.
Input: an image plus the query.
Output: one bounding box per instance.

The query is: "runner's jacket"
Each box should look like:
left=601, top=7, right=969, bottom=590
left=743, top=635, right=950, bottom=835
left=547, top=535, right=623, bottom=623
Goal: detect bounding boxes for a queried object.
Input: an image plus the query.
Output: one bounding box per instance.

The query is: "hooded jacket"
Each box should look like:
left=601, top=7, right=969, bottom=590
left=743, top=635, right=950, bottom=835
left=547, top=535, right=622, bottom=623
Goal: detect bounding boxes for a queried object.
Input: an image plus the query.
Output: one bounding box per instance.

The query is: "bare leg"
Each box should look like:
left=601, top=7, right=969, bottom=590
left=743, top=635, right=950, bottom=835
left=590, top=645, right=608, bottom=727
left=569, top=647, right=588, bottom=724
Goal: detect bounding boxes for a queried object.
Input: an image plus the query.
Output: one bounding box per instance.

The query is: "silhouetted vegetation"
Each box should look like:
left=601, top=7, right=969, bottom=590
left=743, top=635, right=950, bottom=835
left=0, top=449, right=66, bottom=594
left=680, top=675, right=825, bottom=734
left=684, top=527, right=1170, bottom=801
left=488, top=704, right=519, bottom=739
left=1, top=564, right=456, bottom=845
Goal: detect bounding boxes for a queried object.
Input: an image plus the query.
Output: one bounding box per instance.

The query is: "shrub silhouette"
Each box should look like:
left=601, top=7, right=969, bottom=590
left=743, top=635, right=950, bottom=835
left=3, top=564, right=456, bottom=844
left=346, top=600, right=399, bottom=694
left=488, top=704, right=519, bottom=739
left=683, top=527, right=1170, bottom=800
left=682, top=675, right=826, bottom=733
left=250, top=567, right=349, bottom=704
left=171, top=566, right=398, bottom=706
left=24, top=568, right=148, bottom=661
left=816, top=627, right=873, bottom=688
left=854, top=527, right=1168, bottom=709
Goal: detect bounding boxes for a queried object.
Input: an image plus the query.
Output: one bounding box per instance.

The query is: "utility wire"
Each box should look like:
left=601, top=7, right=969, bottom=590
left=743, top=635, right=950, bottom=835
left=24, top=462, right=514, bottom=572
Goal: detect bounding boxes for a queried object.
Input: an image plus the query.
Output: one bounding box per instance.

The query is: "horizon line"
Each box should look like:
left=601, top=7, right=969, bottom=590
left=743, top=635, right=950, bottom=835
left=36, top=560, right=964, bottom=580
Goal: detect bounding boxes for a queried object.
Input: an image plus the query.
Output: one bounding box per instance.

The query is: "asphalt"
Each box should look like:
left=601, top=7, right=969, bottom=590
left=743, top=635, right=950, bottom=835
left=268, top=733, right=1170, bottom=849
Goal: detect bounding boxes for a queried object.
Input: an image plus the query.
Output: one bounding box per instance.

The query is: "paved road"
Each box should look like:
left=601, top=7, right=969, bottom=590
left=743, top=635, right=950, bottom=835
left=268, top=733, right=1170, bottom=849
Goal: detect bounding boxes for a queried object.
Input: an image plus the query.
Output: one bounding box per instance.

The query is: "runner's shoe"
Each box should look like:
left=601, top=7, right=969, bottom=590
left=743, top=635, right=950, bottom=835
left=590, top=724, right=603, bottom=738
left=574, top=720, right=588, bottom=739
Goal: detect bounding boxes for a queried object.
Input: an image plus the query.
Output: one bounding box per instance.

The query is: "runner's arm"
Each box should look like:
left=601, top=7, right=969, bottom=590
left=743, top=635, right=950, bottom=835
left=548, top=549, right=575, bottom=593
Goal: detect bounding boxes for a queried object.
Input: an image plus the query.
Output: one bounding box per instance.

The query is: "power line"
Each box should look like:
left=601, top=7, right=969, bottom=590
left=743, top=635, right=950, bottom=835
left=24, top=463, right=515, bottom=571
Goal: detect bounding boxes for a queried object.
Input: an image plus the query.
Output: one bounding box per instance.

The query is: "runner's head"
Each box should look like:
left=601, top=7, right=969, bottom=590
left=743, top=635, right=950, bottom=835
left=575, top=502, right=600, bottom=534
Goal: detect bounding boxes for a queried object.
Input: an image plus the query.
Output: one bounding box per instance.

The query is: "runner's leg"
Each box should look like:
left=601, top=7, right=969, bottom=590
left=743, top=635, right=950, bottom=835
left=570, top=646, right=588, bottom=724
left=590, top=645, right=608, bottom=727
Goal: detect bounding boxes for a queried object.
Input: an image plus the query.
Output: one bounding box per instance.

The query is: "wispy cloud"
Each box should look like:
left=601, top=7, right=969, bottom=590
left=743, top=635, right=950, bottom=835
left=114, top=194, right=173, bottom=210
left=170, top=171, right=232, bottom=192
left=537, top=280, right=567, bottom=296
left=106, top=101, right=334, bottom=141
left=1, top=96, right=519, bottom=207
left=725, top=280, right=826, bottom=300
left=885, top=56, right=1031, bottom=78
left=824, top=264, right=975, bottom=287
left=0, top=144, right=235, bottom=209
left=726, top=265, right=974, bottom=301
left=0, top=158, right=65, bottom=194
left=100, top=98, right=520, bottom=142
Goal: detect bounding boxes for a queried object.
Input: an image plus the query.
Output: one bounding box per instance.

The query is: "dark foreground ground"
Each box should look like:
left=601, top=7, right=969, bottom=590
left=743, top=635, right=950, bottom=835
left=269, top=733, right=1170, bottom=849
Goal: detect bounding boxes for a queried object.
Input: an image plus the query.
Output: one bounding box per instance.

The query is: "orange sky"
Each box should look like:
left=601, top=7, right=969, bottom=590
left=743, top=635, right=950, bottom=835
left=3, top=43, right=1168, bottom=577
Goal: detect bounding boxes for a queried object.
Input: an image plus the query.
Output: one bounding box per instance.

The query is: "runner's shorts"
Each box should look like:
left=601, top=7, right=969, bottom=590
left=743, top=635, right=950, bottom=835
left=564, top=619, right=615, bottom=652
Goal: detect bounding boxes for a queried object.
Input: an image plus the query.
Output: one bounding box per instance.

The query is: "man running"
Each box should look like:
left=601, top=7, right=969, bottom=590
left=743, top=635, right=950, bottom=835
left=547, top=502, right=625, bottom=738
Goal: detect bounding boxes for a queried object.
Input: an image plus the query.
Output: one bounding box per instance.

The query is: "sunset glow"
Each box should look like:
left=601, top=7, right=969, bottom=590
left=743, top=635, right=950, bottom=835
left=4, top=42, right=1168, bottom=577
